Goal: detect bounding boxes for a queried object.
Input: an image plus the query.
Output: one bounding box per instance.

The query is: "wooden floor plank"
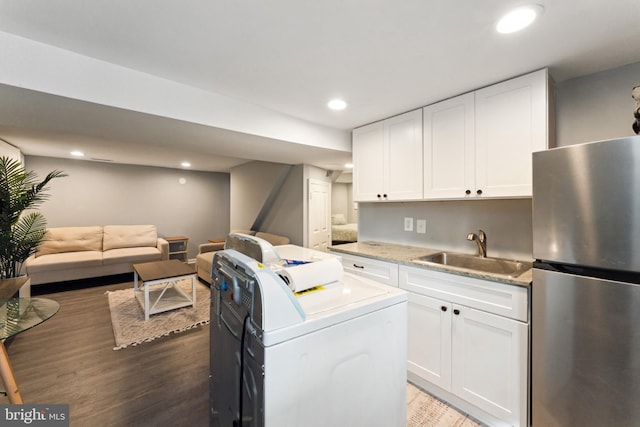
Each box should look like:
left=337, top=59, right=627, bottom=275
left=3, top=278, right=210, bottom=427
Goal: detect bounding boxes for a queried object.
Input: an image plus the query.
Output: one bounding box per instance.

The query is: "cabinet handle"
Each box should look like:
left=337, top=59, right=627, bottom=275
left=441, top=306, right=447, bottom=312
left=465, top=189, right=471, bottom=195
left=377, top=194, right=382, bottom=199
left=383, top=194, right=388, bottom=198
left=353, top=264, right=365, bottom=269
left=476, top=189, right=483, bottom=196
left=453, top=309, right=460, bottom=315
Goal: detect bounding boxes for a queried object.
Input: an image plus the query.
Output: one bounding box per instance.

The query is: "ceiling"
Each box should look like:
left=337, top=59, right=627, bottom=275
left=1, top=0, right=639, bottom=172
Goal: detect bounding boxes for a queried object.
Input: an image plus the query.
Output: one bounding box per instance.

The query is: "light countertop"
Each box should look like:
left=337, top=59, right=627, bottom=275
left=329, top=241, right=532, bottom=288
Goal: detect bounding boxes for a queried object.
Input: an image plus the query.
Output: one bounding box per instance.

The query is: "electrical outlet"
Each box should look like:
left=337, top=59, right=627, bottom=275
left=417, top=219, right=426, bottom=234
left=404, top=217, right=414, bottom=231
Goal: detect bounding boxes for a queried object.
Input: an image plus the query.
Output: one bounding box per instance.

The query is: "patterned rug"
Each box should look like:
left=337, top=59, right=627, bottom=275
left=106, top=279, right=210, bottom=350
left=407, top=383, right=482, bottom=427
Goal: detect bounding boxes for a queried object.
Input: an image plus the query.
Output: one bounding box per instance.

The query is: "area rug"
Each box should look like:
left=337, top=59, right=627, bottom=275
left=106, top=279, right=210, bottom=350
left=407, top=383, right=482, bottom=427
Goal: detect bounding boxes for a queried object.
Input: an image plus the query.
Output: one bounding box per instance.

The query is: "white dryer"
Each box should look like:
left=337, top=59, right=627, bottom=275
left=209, top=235, right=407, bottom=427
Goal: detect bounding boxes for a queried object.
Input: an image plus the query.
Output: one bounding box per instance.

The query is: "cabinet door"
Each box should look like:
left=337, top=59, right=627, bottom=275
left=423, top=93, right=475, bottom=199
left=384, top=109, right=423, bottom=200
left=353, top=121, right=385, bottom=201
left=451, top=305, right=528, bottom=427
left=407, top=293, right=452, bottom=391
left=475, top=69, right=549, bottom=197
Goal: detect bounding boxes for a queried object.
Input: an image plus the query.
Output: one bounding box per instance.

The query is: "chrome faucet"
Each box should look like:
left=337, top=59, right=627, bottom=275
left=467, top=229, right=487, bottom=258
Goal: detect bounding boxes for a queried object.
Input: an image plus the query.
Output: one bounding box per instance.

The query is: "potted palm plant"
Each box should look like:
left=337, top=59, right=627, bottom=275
left=0, top=156, right=66, bottom=279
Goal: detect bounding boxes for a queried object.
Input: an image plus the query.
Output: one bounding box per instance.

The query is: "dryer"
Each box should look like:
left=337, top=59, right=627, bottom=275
left=209, top=235, right=407, bottom=427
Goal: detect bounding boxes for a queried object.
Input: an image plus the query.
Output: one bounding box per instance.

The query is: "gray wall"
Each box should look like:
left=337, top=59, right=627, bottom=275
left=25, top=156, right=230, bottom=260
left=359, top=199, right=532, bottom=260
left=229, top=162, right=331, bottom=246
left=357, top=60, right=640, bottom=260
left=260, top=164, right=304, bottom=245
left=230, top=161, right=305, bottom=245
left=229, top=161, right=293, bottom=231
left=555, top=61, right=640, bottom=147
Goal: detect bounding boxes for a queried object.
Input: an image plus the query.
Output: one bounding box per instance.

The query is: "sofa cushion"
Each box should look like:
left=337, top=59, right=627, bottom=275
left=102, top=247, right=163, bottom=265
left=103, top=225, right=157, bottom=250
left=27, top=251, right=103, bottom=273
left=36, top=226, right=103, bottom=257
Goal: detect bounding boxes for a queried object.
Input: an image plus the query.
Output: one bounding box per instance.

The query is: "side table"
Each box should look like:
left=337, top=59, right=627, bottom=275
left=0, top=297, right=60, bottom=403
left=165, top=236, right=189, bottom=262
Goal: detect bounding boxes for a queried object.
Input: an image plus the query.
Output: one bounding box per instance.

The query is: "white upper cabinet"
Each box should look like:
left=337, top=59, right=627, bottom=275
left=353, top=109, right=423, bottom=202
left=352, top=121, right=385, bottom=201
left=475, top=69, right=550, bottom=198
left=423, top=92, right=475, bottom=199
left=423, top=68, right=552, bottom=200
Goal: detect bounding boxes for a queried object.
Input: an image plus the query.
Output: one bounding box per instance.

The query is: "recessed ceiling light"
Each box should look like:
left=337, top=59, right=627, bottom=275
left=345, top=163, right=354, bottom=169
left=181, top=161, right=191, bottom=168
left=496, top=4, right=543, bottom=34
left=328, top=99, right=347, bottom=110
left=70, top=150, right=85, bottom=157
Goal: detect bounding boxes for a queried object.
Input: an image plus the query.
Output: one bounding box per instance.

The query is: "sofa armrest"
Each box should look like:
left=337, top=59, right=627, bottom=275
left=157, top=238, right=169, bottom=260
left=199, top=242, right=224, bottom=254
left=255, top=232, right=290, bottom=246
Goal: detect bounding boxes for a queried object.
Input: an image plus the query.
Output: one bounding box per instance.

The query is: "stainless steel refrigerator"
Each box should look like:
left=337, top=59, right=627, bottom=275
left=532, top=136, right=640, bottom=426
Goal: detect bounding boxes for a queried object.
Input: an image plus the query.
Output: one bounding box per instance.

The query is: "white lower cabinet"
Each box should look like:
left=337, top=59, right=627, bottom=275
left=401, top=265, right=529, bottom=427
left=407, top=293, right=452, bottom=390
left=451, top=304, right=528, bottom=426
left=330, top=252, right=399, bottom=287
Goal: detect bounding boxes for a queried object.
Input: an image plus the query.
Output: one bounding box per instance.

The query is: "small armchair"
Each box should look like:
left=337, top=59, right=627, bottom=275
left=195, top=241, right=225, bottom=284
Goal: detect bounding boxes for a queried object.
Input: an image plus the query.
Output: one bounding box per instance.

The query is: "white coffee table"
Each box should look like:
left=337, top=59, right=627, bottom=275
left=132, top=259, right=196, bottom=321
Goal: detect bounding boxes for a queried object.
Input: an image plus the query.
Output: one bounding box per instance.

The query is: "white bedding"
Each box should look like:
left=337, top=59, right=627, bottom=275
left=331, top=223, right=358, bottom=242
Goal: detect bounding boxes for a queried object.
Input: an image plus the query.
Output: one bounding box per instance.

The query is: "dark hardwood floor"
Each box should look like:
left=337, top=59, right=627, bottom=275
left=4, top=275, right=210, bottom=427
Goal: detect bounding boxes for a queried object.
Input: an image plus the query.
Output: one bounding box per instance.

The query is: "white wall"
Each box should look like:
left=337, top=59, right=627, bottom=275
left=332, top=183, right=357, bottom=223
left=331, top=183, right=349, bottom=219
left=25, top=156, right=230, bottom=260
left=0, top=139, right=23, bottom=163
left=0, top=31, right=350, bottom=152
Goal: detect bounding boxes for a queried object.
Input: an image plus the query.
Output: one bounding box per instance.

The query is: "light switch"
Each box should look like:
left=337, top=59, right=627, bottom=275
left=417, top=219, right=426, bottom=234
left=404, top=217, right=414, bottom=231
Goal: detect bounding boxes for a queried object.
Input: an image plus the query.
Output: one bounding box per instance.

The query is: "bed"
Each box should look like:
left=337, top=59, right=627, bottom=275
left=331, top=214, right=358, bottom=244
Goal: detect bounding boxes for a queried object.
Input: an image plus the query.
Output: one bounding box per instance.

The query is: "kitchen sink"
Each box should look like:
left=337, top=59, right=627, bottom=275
left=412, top=252, right=532, bottom=278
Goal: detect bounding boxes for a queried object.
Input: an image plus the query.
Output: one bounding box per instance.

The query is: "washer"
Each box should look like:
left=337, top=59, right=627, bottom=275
left=209, top=237, right=407, bottom=427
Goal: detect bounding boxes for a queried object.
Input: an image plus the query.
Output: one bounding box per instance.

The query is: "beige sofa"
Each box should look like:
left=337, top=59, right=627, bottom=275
left=24, top=225, right=169, bottom=285
left=196, top=231, right=290, bottom=284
